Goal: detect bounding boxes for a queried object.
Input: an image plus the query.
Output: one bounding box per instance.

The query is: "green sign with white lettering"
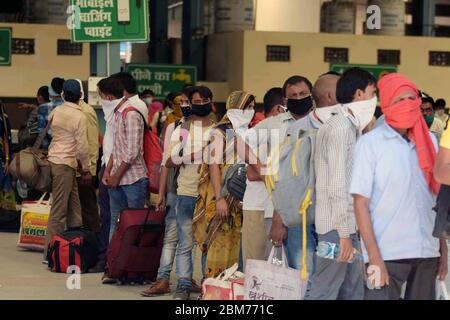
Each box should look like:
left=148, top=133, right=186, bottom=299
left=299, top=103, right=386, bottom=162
left=0, top=28, right=12, bottom=66
left=70, top=0, right=149, bottom=43
left=331, top=64, right=397, bottom=80
left=127, top=64, right=197, bottom=100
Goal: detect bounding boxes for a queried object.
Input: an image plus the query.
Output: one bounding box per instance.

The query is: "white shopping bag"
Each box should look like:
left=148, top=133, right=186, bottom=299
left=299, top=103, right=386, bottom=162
left=202, top=263, right=245, bottom=300
left=436, top=281, right=449, bottom=300
left=17, top=193, right=51, bottom=251
left=244, top=246, right=308, bottom=300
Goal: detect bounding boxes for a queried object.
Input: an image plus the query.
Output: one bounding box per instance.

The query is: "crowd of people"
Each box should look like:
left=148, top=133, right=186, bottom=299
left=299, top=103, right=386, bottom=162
left=7, top=67, right=450, bottom=300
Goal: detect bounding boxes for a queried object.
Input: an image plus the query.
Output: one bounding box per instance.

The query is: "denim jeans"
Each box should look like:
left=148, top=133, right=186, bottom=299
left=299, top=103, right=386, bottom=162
left=108, top=178, right=148, bottom=241
left=157, top=192, right=178, bottom=280
left=174, top=195, right=197, bottom=289
left=284, top=224, right=317, bottom=276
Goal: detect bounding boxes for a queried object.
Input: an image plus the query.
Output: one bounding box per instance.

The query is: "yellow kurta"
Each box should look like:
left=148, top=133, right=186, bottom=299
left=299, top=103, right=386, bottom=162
left=192, top=128, right=242, bottom=278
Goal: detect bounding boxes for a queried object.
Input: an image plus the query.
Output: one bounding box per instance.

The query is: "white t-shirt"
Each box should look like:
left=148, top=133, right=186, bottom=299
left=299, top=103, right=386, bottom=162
left=242, top=127, right=270, bottom=211
left=242, top=113, right=296, bottom=212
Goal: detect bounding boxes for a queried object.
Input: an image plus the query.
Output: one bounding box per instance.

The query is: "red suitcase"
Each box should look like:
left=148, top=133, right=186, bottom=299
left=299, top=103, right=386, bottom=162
left=106, top=206, right=165, bottom=284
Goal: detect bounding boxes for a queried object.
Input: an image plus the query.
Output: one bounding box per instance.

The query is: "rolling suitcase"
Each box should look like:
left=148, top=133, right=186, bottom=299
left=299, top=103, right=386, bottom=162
left=106, top=206, right=165, bottom=285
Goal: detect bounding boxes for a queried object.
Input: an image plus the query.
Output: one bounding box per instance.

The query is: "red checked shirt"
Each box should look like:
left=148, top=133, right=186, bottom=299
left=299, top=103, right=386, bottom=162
left=110, top=100, right=147, bottom=186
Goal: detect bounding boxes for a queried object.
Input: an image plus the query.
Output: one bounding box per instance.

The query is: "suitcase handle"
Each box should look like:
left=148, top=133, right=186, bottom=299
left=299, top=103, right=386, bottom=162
left=136, top=204, right=161, bottom=244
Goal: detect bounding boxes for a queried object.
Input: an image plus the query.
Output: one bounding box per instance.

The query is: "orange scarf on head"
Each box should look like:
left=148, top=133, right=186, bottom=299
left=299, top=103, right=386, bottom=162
left=378, top=73, right=440, bottom=195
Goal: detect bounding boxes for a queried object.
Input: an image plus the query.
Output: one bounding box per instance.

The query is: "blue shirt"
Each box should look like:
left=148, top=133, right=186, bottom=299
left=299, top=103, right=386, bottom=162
left=37, top=99, right=63, bottom=149
left=349, top=122, right=440, bottom=263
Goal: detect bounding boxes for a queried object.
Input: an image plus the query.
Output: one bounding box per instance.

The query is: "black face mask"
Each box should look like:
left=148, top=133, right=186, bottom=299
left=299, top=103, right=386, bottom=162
left=287, top=96, right=313, bottom=117
left=181, top=106, right=192, bottom=118
left=191, top=103, right=212, bottom=117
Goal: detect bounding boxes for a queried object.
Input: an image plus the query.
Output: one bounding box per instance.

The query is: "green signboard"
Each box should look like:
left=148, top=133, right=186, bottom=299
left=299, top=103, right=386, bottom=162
left=127, top=64, right=197, bottom=100
left=70, top=0, right=149, bottom=43
left=0, top=28, right=12, bottom=66
left=331, top=64, right=397, bottom=80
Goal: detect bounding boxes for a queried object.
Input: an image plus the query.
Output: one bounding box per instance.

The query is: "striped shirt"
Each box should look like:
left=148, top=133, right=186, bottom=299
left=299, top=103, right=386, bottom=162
left=110, top=101, right=147, bottom=186
left=314, top=109, right=360, bottom=238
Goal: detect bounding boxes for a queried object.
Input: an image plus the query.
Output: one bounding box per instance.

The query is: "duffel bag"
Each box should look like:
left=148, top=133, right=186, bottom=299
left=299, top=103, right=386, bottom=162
left=9, top=118, right=52, bottom=193
left=47, top=227, right=99, bottom=273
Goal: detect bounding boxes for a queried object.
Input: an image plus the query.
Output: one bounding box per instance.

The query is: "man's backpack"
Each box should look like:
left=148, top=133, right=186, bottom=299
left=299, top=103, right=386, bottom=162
left=122, top=107, right=163, bottom=194
left=265, top=129, right=316, bottom=228
left=9, top=118, right=52, bottom=192
left=433, top=184, right=450, bottom=239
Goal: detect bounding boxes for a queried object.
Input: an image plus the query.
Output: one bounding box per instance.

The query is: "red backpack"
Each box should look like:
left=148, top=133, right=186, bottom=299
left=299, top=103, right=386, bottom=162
left=122, top=107, right=162, bottom=194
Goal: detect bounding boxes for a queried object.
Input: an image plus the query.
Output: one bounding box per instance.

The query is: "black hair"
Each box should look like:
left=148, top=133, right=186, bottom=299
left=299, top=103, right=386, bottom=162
left=51, top=77, right=65, bottom=95
left=111, top=72, right=137, bottom=94
left=244, top=95, right=256, bottom=110
left=435, top=98, right=446, bottom=109
left=336, top=67, right=376, bottom=104
left=142, top=89, right=155, bottom=96
left=263, top=87, right=284, bottom=114
left=189, top=86, right=213, bottom=102
left=97, top=77, right=124, bottom=99
left=166, top=92, right=178, bottom=102
left=282, top=75, right=313, bottom=97
left=37, top=86, right=50, bottom=102
left=182, top=85, right=193, bottom=97
left=422, top=96, right=435, bottom=106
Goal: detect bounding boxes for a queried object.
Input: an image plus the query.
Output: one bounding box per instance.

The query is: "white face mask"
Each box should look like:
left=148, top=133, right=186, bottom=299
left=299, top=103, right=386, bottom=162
left=436, top=109, right=445, bottom=117
left=227, top=109, right=255, bottom=133
left=101, top=98, right=123, bottom=123
left=314, top=104, right=341, bottom=123
left=344, top=96, right=377, bottom=132
left=144, top=97, right=153, bottom=105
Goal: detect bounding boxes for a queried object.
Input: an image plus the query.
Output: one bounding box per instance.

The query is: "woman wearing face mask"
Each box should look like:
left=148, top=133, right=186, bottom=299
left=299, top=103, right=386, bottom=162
left=193, top=91, right=255, bottom=278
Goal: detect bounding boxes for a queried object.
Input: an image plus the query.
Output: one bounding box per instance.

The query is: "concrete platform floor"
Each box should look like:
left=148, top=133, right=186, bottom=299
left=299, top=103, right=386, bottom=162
left=0, top=232, right=202, bottom=300
left=1, top=231, right=449, bottom=300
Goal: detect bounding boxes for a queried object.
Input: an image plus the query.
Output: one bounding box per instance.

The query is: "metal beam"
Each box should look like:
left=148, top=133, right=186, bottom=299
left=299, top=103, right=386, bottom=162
left=90, top=43, right=121, bottom=77
left=182, top=0, right=205, bottom=80
left=411, top=0, right=436, bottom=36
left=149, top=0, right=170, bottom=63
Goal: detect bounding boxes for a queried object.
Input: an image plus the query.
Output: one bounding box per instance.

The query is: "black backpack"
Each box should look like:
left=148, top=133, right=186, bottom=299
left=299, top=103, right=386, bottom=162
left=47, top=228, right=99, bottom=273
left=433, top=185, right=450, bottom=239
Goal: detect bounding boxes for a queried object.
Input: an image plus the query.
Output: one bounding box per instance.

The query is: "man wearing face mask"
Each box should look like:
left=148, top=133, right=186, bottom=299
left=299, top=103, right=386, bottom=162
left=163, top=86, right=215, bottom=300
left=421, top=96, right=445, bottom=142
left=241, top=87, right=286, bottom=267
left=141, top=87, right=202, bottom=297
left=44, top=79, right=91, bottom=261
left=243, top=76, right=317, bottom=274
left=310, top=72, right=342, bottom=127
left=111, top=72, right=149, bottom=124
left=89, top=77, right=126, bottom=275
left=351, top=73, right=447, bottom=300
left=305, top=67, right=377, bottom=300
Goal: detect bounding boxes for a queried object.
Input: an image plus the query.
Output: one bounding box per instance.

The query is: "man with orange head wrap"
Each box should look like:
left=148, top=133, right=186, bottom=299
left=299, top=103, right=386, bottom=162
left=350, top=73, right=448, bottom=300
